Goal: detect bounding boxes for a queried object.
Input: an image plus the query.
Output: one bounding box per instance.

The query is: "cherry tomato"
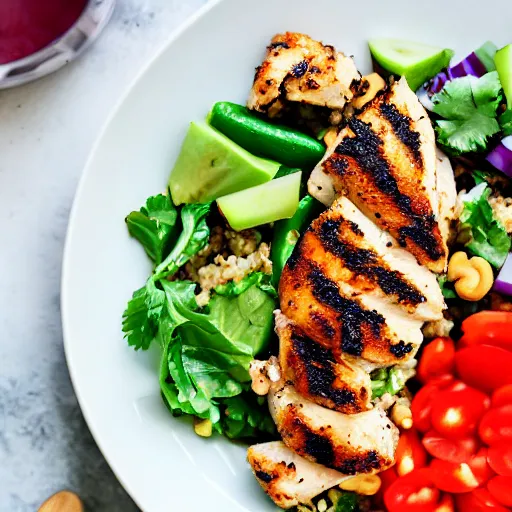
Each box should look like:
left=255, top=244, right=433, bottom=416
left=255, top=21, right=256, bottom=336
left=469, top=448, right=496, bottom=486
left=422, top=430, right=478, bottom=464
left=460, top=311, right=512, bottom=351
left=396, top=429, right=428, bottom=476
left=456, top=488, right=511, bottom=512
left=433, top=494, right=454, bottom=512
left=429, top=459, right=480, bottom=493
left=492, top=385, right=512, bottom=408
left=431, top=386, right=490, bottom=439
left=375, top=467, right=398, bottom=509
left=488, top=476, right=512, bottom=507
left=479, top=406, right=512, bottom=445
left=412, top=376, right=455, bottom=433
left=455, top=346, right=512, bottom=393
left=488, top=444, right=512, bottom=477
left=384, top=468, right=440, bottom=512
left=417, top=337, right=455, bottom=384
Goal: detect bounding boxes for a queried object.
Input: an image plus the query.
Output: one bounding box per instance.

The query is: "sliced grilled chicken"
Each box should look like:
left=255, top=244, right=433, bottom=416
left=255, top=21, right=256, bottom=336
left=269, top=382, right=399, bottom=474
left=248, top=32, right=361, bottom=117
left=247, top=441, right=351, bottom=509
left=276, top=311, right=372, bottom=414
left=436, top=148, right=458, bottom=246
left=308, top=77, right=449, bottom=273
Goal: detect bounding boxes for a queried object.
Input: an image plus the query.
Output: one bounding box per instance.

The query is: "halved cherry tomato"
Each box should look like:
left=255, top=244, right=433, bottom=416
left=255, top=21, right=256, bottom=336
left=384, top=468, right=440, bottom=512
left=469, top=447, right=496, bottom=486
left=429, top=459, right=480, bottom=493
left=456, top=488, right=511, bottom=512
left=434, top=494, right=454, bottom=512
left=396, top=429, right=428, bottom=476
left=492, top=385, right=512, bottom=408
left=488, top=476, right=512, bottom=507
left=455, top=346, right=512, bottom=393
left=488, top=444, right=512, bottom=477
left=375, top=467, right=399, bottom=509
left=412, top=376, right=455, bottom=433
left=417, top=338, right=455, bottom=384
left=460, top=311, right=512, bottom=351
left=479, top=406, right=512, bottom=445
left=431, top=386, right=490, bottom=439
left=422, top=430, right=478, bottom=463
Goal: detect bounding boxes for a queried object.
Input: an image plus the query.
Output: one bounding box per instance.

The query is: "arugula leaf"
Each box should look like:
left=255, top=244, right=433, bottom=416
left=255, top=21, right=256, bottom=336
left=126, top=194, right=178, bottom=265
left=214, top=272, right=277, bottom=298
left=438, top=275, right=457, bottom=299
left=432, top=72, right=503, bottom=154
left=500, top=110, right=512, bottom=137
left=457, top=183, right=511, bottom=268
left=122, top=202, right=211, bottom=350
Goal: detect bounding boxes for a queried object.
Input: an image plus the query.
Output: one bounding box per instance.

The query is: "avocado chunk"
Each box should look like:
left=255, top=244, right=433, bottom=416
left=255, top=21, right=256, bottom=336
left=369, top=38, right=454, bottom=91
left=169, top=121, right=280, bottom=205
left=496, top=44, right=512, bottom=109
left=217, top=172, right=301, bottom=231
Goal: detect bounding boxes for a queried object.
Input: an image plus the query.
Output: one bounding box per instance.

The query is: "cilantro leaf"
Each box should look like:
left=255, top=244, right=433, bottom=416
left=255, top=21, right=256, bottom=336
left=432, top=72, right=503, bottom=154
left=126, top=194, right=178, bottom=265
left=457, top=183, right=511, bottom=268
left=500, top=109, right=512, bottom=137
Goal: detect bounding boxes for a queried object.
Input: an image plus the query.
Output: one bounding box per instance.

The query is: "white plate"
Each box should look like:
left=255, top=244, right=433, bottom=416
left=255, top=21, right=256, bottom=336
left=62, top=0, right=510, bottom=510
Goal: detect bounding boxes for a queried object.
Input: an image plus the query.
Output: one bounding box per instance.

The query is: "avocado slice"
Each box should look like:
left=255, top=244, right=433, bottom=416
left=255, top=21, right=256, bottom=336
left=496, top=44, right=512, bottom=109
left=217, top=172, right=301, bottom=231
left=368, top=38, right=454, bottom=91
left=169, top=121, right=280, bottom=205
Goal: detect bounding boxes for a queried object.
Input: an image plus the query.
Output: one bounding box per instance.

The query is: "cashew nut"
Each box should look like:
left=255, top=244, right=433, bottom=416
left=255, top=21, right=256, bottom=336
left=447, top=251, right=494, bottom=301
left=352, top=73, right=386, bottom=110
left=193, top=418, right=212, bottom=437
left=339, top=474, right=381, bottom=496
left=391, top=403, right=413, bottom=430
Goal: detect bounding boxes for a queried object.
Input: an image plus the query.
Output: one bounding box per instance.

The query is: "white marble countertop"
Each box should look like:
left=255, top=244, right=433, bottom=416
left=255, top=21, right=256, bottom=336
left=0, top=1, right=208, bottom=510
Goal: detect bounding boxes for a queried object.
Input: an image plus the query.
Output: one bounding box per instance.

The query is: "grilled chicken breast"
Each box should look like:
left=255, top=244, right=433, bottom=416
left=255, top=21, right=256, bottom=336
left=248, top=32, right=360, bottom=117
left=308, top=77, right=449, bottom=273
left=269, top=382, right=399, bottom=475
left=279, top=196, right=443, bottom=364
left=276, top=311, right=373, bottom=414
left=436, top=148, right=458, bottom=246
left=247, top=441, right=351, bottom=509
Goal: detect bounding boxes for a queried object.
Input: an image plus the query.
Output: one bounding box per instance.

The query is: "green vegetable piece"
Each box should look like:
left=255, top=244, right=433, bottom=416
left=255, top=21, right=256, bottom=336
left=214, top=272, right=277, bottom=298
left=432, top=72, right=503, bottom=154
left=457, top=183, right=511, bottom=268
left=370, top=367, right=406, bottom=399
left=368, top=38, right=454, bottom=91
left=125, top=193, right=178, bottom=265
left=208, top=102, right=326, bottom=169
left=475, top=41, right=498, bottom=72
left=169, top=121, right=280, bottom=205
left=438, top=275, right=457, bottom=299
left=217, top=172, right=301, bottom=231
left=500, top=109, right=512, bottom=137
left=495, top=44, right=512, bottom=109
left=270, top=195, right=324, bottom=287
left=329, top=489, right=359, bottom=512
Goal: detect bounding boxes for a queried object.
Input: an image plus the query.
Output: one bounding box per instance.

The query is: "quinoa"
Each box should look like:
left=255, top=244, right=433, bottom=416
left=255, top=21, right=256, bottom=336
left=489, top=194, right=512, bottom=234
left=422, top=317, right=455, bottom=338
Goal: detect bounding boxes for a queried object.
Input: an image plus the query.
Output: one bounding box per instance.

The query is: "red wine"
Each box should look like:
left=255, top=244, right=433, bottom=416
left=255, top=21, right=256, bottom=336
left=0, top=0, right=88, bottom=64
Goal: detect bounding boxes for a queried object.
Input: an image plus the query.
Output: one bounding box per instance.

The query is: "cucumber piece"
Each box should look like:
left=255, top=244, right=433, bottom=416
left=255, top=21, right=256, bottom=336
left=217, top=172, right=301, bottom=231
left=368, top=38, right=454, bottom=91
left=496, top=44, right=512, bottom=109
left=475, top=41, right=498, bottom=72
left=169, top=121, right=280, bottom=205
left=208, top=102, right=325, bottom=169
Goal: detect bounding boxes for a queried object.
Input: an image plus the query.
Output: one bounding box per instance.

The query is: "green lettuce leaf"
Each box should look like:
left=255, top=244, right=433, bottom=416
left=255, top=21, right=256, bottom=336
left=457, top=183, right=511, bottom=268
left=432, top=72, right=502, bottom=154
left=126, top=193, right=178, bottom=265
left=122, top=202, right=211, bottom=350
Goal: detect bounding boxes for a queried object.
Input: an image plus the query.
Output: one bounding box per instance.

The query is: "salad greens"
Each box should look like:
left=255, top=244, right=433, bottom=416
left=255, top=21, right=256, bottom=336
left=457, top=183, right=511, bottom=268
left=500, top=109, right=512, bottom=136
left=123, top=198, right=277, bottom=438
left=371, top=367, right=407, bottom=399
left=432, top=71, right=503, bottom=154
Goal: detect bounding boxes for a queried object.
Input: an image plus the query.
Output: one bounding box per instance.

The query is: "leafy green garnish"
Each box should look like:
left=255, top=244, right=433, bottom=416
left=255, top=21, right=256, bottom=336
left=125, top=193, right=178, bottom=265
left=214, top=272, right=277, bottom=298
left=472, top=169, right=493, bottom=186
left=500, top=109, right=512, bottom=137
left=457, top=183, right=511, bottom=268
left=432, top=72, right=503, bottom=154
left=371, top=367, right=406, bottom=399
left=437, top=275, right=457, bottom=299
left=122, top=202, right=211, bottom=350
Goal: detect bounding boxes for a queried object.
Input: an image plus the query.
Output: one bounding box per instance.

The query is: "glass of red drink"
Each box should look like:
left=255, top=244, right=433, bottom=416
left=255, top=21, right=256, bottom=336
left=0, top=0, right=115, bottom=88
